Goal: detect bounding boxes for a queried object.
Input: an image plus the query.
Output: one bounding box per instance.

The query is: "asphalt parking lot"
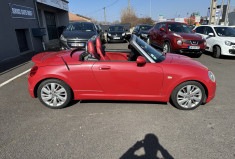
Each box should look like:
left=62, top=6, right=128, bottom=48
left=0, top=43, right=235, bottom=159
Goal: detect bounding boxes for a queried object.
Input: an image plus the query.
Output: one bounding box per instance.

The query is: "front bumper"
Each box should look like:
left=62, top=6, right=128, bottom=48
left=172, top=39, right=206, bottom=54
left=174, top=49, right=205, bottom=54
left=60, top=39, right=87, bottom=49
left=220, top=44, right=235, bottom=56
left=206, top=80, right=216, bottom=103
left=107, top=35, right=125, bottom=42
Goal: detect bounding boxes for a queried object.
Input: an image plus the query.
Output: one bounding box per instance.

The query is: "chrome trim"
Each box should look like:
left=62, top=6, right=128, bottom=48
left=131, top=35, right=156, bottom=63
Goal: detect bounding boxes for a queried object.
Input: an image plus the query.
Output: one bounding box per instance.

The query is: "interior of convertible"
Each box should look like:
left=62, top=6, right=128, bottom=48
left=79, top=36, right=142, bottom=62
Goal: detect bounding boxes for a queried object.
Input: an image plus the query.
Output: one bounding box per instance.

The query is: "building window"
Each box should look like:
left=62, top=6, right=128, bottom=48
left=15, top=29, right=29, bottom=53
left=45, top=11, right=58, bottom=40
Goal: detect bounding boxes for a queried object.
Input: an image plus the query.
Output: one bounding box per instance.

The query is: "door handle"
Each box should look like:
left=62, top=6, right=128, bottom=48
left=99, top=66, right=111, bottom=70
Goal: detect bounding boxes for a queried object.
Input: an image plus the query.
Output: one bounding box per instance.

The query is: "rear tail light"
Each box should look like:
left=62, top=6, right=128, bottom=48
left=30, top=66, right=38, bottom=77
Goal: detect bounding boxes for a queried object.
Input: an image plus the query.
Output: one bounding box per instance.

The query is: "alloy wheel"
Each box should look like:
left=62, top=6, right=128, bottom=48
left=41, top=83, right=67, bottom=107
left=163, top=43, right=169, bottom=53
left=176, top=85, right=202, bottom=109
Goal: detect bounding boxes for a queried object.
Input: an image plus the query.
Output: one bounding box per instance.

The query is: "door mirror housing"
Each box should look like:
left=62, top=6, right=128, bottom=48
left=160, top=27, right=165, bottom=32
left=208, top=33, right=214, bottom=37
left=136, top=56, right=146, bottom=66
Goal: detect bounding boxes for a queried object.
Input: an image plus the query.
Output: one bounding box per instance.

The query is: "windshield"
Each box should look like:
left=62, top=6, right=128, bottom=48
left=135, top=38, right=165, bottom=63
left=214, top=27, right=235, bottom=37
left=167, top=23, right=193, bottom=33
left=140, top=26, right=153, bottom=31
left=109, top=26, right=124, bottom=31
left=66, top=23, right=95, bottom=32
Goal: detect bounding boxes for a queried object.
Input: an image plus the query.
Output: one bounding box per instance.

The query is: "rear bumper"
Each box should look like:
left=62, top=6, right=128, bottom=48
left=28, top=75, right=35, bottom=98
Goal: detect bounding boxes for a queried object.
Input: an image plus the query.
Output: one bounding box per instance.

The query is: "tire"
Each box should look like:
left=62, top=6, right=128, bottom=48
left=163, top=42, right=171, bottom=53
left=212, top=46, right=221, bottom=58
left=170, top=81, right=206, bottom=110
left=37, top=79, right=72, bottom=109
left=146, top=37, right=150, bottom=45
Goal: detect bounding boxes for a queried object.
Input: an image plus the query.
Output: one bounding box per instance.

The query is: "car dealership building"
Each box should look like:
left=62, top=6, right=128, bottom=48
left=0, top=0, right=69, bottom=63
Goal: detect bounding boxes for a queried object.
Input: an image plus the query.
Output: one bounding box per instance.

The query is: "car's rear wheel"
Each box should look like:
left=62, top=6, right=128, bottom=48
left=212, top=46, right=221, bottom=58
left=163, top=42, right=171, bottom=53
left=170, top=81, right=205, bottom=110
left=37, top=79, right=72, bottom=109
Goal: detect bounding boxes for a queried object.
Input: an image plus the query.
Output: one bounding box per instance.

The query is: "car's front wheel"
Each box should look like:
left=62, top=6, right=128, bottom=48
left=170, top=81, right=206, bottom=110
left=163, top=42, right=171, bottom=53
left=37, top=79, right=72, bottom=109
left=146, top=37, right=150, bottom=44
left=212, top=46, right=221, bottom=58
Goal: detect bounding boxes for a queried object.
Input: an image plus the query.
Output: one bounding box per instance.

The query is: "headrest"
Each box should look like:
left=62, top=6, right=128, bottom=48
left=87, top=41, right=95, bottom=55
left=96, top=37, right=102, bottom=49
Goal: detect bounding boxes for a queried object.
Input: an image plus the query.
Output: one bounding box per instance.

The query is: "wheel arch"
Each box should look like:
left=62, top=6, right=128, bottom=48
left=33, top=78, right=75, bottom=99
left=169, top=80, right=208, bottom=102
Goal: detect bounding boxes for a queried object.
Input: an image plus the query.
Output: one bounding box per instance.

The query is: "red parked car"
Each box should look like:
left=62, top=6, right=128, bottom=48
left=28, top=35, right=216, bottom=110
left=148, top=22, right=207, bottom=57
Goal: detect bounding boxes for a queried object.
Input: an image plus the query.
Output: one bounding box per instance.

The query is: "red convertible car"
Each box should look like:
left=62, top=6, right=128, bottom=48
left=28, top=35, right=216, bottom=110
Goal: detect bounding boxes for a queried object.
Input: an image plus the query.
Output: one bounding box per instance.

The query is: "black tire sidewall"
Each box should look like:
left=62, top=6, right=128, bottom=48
left=164, top=42, right=171, bottom=53
left=170, top=81, right=206, bottom=110
left=213, top=46, right=221, bottom=58
left=37, top=79, right=72, bottom=109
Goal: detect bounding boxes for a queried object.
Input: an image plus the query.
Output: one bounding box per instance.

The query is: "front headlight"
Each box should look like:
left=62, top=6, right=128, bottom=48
left=177, top=39, right=183, bottom=45
left=122, top=33, right=126, bottom=36
left=60, top=34, right=67, bottom=41
left=225, top=40, right=232, bottom=46
left=141, top=33, right=148, bottom=37
left=204, top=41, right=207, bottom=46
left=108, top=33, right=111, bottom=36
left=173, top=33, right=182, bottom=38
left=208, top=71, right=215, bottom=82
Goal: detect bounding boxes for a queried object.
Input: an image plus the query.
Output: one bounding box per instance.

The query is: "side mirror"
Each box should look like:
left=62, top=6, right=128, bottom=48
left=208, top=33, right=214, bottom=37
left=136, top=56, right=146, bottom=66
left=193, top=30, right=196, bottom=33
left=160, top=27, right=165, bottom=32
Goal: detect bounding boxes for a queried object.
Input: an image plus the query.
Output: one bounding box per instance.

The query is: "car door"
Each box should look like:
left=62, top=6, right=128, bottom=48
left=204, top=26, right=216, bottom=51
left=151, top=23, right=161, bottom=45
left=157, top=23, right=167, bottom=47
left=92, top=61, right=163, bottom=96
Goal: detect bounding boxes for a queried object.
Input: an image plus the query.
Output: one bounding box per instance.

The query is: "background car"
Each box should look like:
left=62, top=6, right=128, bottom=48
left=60, top=22, right=98, bottom=50
left=149, top=22, right=207, bottom=57
left=132, top=24, right=153, bottom=42
left=28, top=35, right=216, bottom=110
left=194, top=25, right=235, bottom=58
left=95, top=24, right=106, bottom=43
left=106, top=25, right=126, bottom=43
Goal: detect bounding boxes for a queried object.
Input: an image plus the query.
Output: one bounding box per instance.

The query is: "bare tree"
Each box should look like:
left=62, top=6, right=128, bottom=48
left=121, top=7, right=154, bottom=27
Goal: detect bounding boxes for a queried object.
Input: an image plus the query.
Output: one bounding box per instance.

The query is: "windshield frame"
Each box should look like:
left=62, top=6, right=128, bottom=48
left=214, top=27, right=235, bottom=37
left=130, top=35, right=165, bottom=63
left=167, top=23, right=193, bottom=33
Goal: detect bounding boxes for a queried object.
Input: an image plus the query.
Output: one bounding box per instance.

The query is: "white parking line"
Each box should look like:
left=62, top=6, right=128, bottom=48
left=0, top=69, right=31, bottom=88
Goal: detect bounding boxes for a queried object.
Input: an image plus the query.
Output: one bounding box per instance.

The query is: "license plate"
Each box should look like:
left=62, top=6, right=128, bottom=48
left=71, top=43, right=84, bottom=47
left=189, top=46, right=200, bottom=49
left=113, top=37, right=120, bottom=39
